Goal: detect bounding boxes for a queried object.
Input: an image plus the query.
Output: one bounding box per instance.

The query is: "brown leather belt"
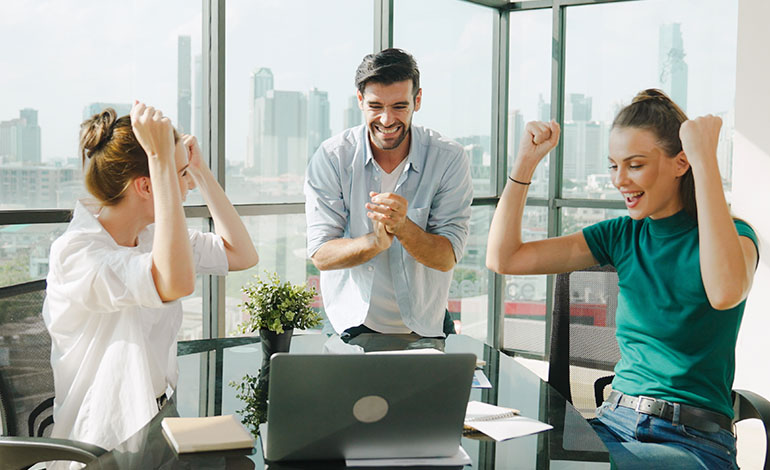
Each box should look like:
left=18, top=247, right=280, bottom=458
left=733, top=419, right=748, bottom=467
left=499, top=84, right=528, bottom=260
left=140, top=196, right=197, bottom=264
left=607, top=391, right=733, bottom=434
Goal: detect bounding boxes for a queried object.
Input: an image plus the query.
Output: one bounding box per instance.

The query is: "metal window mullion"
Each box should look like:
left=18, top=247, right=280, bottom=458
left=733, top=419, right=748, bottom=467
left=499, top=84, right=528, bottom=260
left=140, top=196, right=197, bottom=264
left=202, top=0, right=226, bottom=345
left=489, top=8, right=510, bottom=350
left=506, top=0, right=554, bottom=11
left=503, top=0, right=637, bottom=11
left=374, top=0, right=394, bottom=51
left=544, top=1, right=568, bottom=362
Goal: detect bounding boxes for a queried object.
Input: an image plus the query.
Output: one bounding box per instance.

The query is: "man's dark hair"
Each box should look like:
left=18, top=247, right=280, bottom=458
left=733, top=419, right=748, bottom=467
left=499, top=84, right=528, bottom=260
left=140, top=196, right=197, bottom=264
left=355, top=48, right=420, bottom=97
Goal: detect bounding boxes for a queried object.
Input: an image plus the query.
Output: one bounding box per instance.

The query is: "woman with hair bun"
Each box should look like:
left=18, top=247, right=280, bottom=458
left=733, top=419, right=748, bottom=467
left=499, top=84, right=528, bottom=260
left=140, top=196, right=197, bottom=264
left=43, top=102, right=258, bottom=456
left=487, top=89, right=758, bottom=469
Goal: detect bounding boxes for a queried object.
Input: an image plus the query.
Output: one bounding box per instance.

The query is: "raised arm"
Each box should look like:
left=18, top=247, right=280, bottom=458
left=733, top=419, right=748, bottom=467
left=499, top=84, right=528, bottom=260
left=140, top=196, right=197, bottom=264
left=131, top=102, right=195, bottom=301
left=681, top=116, right=758, bottom=310
left=486, top=120, right=597, bottom=275
left=183, top=135, right=258, bottom=271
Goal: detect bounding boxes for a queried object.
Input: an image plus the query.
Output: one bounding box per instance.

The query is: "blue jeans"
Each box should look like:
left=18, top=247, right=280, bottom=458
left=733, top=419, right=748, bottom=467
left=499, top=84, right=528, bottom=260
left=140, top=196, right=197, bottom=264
left=589, top=401, right=738, bottom=469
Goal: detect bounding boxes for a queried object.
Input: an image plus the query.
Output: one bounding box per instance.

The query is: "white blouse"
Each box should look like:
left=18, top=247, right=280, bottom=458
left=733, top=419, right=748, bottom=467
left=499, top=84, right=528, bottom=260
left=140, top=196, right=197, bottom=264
left=43, top=201, right=228, bottom=454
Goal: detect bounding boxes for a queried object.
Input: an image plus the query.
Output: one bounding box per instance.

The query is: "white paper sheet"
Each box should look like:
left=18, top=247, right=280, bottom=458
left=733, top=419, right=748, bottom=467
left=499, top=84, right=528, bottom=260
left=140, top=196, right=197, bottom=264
left=345, top=446, right=471, bottom=467
left=472, top=369, right=492, bottom=388
left=465, top=400, right=553, bottom=442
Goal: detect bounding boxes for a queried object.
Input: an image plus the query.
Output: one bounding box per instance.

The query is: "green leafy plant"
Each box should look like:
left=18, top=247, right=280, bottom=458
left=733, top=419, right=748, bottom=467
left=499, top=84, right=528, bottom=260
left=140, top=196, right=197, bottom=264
left=230, top=371, right=268, bottom=436
left=237, top=271, right=322, bottom=334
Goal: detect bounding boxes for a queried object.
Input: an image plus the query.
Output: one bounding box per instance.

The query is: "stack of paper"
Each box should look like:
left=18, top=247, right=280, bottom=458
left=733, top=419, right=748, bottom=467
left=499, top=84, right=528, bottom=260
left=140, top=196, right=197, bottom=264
left=464, top=401, right=553, bottom=442
left=161, top=415, right=255, bottom=454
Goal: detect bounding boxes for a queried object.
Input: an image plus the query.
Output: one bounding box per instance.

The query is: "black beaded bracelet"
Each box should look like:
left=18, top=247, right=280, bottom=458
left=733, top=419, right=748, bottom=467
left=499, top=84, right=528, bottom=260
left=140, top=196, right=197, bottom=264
left=508, top=176, right=531, bottom=185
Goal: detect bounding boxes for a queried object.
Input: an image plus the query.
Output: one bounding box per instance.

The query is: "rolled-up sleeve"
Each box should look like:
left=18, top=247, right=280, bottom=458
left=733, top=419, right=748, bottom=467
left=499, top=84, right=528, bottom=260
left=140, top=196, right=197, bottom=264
left=189, top=230, right=229, bottom=275
left=304, top=146, right=348, bottom=257
left=428, top=146, right=473, bottom=263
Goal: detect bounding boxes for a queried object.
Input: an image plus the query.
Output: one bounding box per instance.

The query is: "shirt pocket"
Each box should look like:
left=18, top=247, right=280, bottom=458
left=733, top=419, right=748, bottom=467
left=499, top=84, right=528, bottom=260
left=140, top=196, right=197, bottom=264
left=407, top=207, right=430, bottom=231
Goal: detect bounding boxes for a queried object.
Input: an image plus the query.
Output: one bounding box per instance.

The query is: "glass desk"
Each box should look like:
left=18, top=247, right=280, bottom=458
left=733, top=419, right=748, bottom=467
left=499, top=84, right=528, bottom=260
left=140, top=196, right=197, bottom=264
left=86, top=334, right=611, bottom=469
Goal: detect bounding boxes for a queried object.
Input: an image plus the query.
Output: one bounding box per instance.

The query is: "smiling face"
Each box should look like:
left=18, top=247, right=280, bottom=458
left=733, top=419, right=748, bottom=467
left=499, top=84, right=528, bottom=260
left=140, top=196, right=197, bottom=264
left=608, top=127, right=690, bottom=220
left=358, top=80, right=421, bottom=153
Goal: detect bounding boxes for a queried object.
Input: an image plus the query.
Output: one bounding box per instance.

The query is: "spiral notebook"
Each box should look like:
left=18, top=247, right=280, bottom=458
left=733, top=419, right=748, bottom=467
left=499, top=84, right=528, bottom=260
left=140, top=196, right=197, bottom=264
left=463, top=401, right=552, bottom=441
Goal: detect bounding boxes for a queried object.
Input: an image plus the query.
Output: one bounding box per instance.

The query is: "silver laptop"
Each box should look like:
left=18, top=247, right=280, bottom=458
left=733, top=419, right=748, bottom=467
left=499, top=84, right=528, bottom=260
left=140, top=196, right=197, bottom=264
left=263, top=352, right=476, bottom=462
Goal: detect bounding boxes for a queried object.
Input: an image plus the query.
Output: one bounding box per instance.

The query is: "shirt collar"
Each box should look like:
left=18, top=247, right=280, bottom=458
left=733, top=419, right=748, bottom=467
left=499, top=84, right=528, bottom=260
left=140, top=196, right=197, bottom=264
left=646, top=209, right=697, bottom=237
left=71, top=199, right=151, bottom=247
left=364, top=125, right=424, bottom=174
left=71, top=199, right=107, bottom=233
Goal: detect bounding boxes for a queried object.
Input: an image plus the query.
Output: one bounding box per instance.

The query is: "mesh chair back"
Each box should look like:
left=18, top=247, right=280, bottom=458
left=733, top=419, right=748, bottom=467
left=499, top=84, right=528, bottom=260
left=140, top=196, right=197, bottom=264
left=549, top=265, right=620, bottom=417
left=0, top=280, right=54, bottom=437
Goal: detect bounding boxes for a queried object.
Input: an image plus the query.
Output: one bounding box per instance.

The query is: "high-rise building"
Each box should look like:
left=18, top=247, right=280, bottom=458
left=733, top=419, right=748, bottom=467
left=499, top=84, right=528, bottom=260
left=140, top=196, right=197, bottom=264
left=0, top=119, right=21, bottom=163
left=343, top=95, right=362, bottom=129
left=250, top=68, right=274, bottom=103
left=19, top=109, right=41, bottom=164
left=307, top=88, right=331, bottom=157
left=658, top=23, right=688, bottom=113
left=537, top=94, right=550, bottom=122
left=566, top=93, right=592, bottom=121
left=249, top=89, right=307, bottom=178
left=0, top=164, right=79, bottom=208
left=0, top=109, right=41, bottom=165
left=194, top=54, right=202, bottom=140
left=247, top=68, right=275, bottom=169
left=177, top=35, right=192, bottom=134
left=507, top=109, right=524, bottom=157
left=563, top=121, right=603, bottom=184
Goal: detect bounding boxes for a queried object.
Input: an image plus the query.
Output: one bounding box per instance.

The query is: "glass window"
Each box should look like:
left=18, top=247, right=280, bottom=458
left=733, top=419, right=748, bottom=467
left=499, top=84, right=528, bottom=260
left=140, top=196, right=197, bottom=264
left=224, top=214, right=320, bottom=336
left=0, top=224, right=67, bottom=287
left=0, top=1, right=202, bottom=210
left=178, top=218, right=211, bottom=341
left=502, top=206, right=548, bottom=353
left=224, top=1, right=373, bottom=205
left=508, top=9, right=552, bottom=198
left=562, top=0, right=738, bottom=199
left=394, top=0, right=495, bottom=197
left=561, top=207, right=627, bottom=236
left=450, top=206, right=493, bottom=342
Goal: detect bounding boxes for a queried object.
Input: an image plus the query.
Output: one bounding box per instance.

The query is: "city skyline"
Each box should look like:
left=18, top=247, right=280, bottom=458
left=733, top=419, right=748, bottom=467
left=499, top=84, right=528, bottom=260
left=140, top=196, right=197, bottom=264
left=0, top=0, right=743, bottom=344
left=0, top=1, right=738, bottom=167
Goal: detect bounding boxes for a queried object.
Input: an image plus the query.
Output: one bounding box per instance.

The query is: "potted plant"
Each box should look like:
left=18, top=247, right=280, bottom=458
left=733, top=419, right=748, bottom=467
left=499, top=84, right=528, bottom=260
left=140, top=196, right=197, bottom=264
left=237, top=271, right=322, bottom=372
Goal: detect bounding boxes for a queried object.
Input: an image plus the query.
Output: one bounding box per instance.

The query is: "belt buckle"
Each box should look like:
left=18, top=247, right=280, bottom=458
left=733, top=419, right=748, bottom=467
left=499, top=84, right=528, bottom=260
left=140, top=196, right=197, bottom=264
left=635, top=395, right=663, bottom=416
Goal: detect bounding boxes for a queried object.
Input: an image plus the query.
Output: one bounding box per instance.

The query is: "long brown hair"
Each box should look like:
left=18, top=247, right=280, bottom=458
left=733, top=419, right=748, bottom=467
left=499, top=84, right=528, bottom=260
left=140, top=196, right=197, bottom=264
left=611, top=89, right=696, bottom=220
left=79, top=108, right=178, bottom=206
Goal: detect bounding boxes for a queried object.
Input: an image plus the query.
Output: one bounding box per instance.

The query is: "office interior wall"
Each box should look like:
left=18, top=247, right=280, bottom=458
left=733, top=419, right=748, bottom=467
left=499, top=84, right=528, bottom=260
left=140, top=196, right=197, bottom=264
left=732, top=0, right=770, bottom=398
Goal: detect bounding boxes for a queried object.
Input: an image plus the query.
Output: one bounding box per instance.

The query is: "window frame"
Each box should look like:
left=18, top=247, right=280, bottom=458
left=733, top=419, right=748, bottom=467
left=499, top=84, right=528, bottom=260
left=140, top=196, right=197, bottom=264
left=0, top=0, right=675, bottom=363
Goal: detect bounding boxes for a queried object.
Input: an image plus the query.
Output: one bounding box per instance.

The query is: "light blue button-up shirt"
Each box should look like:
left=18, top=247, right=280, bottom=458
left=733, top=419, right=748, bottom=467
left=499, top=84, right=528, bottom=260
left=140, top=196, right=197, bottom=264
left=304, top=124, right=473, bottom=337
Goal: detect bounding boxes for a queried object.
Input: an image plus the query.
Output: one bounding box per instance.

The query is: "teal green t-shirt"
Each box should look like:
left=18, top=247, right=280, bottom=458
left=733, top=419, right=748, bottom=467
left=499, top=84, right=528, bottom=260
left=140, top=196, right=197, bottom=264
left=582, top=210, right=758, bottom=418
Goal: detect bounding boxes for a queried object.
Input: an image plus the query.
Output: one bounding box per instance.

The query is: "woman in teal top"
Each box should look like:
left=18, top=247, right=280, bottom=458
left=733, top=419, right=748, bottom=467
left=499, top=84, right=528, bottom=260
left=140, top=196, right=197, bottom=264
left=487, top=89, right=759, bottom=470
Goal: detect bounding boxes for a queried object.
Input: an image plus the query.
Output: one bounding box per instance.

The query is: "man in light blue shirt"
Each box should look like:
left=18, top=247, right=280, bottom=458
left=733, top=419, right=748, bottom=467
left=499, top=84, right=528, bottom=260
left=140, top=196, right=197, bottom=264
left=304, top=48, right=473, bottom=338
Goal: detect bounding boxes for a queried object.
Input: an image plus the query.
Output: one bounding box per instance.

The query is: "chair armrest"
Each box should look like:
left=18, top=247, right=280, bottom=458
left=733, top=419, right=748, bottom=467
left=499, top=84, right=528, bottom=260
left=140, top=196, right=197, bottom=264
left=593, top=375, right=614, bottom=408
left=0, top=436, right=106, bottom=470
left=733, top=389, right=770, bottom=470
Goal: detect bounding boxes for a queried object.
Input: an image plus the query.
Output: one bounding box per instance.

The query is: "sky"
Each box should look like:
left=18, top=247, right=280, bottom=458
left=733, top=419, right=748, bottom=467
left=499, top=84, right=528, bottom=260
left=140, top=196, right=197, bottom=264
left=0, top=0, right=738, bottom=164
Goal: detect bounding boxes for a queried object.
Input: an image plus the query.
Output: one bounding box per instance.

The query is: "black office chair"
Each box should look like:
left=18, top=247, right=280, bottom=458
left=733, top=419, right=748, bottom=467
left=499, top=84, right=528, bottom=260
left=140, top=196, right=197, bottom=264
left=548, top=265, right=620, bottom=417
left=547, top=265, right=770, bottom=469
left=0, top=280, right=106, bottom=470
